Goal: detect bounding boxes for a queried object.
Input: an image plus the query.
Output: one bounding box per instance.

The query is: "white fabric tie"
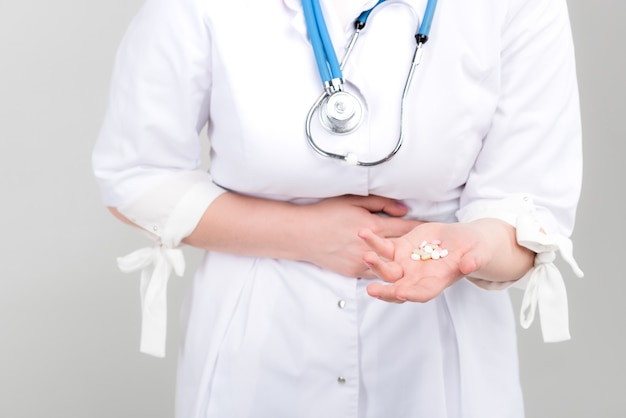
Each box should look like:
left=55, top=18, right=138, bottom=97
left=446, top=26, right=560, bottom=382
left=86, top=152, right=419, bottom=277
left=117, top=245, right=185, bottom=357
left=515, top=214, right=584, bottom=342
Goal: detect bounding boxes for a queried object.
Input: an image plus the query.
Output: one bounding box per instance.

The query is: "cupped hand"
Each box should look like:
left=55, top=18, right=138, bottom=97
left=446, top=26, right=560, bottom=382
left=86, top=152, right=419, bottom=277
left=297, top=195, right=421, bottom=278
left=358, top=222, right=491, bottom=303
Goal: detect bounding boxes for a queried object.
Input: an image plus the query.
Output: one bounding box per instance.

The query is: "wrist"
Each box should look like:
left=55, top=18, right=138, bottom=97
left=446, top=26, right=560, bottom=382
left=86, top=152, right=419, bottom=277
left=465, top=218, right=534, bottom=282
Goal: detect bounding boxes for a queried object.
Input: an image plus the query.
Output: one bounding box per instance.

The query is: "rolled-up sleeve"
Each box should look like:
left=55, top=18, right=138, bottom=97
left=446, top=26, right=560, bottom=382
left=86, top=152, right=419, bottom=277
left=92, top=0, right=225, bottom=242
left=457, top=0, right=582, bottom=234
left=92, top=0, right=225, bottom=357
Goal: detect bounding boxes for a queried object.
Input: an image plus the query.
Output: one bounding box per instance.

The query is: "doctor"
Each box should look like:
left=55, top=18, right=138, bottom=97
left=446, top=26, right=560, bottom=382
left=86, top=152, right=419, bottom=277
left=93, top=0, right=583, bottom=417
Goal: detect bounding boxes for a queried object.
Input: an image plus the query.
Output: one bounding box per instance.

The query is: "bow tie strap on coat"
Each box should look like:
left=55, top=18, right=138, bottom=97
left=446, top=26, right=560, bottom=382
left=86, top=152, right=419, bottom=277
left=117, top=245, right=185, bottom=358
left=108, top=171, right=224, bottom=357
left=515, top=213, right=584, bottom=343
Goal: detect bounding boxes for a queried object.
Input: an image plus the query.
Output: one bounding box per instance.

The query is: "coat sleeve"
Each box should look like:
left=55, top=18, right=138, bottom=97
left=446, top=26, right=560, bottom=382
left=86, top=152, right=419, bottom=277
left=92, top=0, right=225, bottom=248
left=456, top=0, right=584, bottom=342
left=92, top=0, right=225, bottom=357
left=457, top=0, right=582, bottom=234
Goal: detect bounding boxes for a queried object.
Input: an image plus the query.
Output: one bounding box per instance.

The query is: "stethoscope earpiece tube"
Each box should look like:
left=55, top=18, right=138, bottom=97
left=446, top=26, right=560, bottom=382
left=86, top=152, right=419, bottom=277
left=302, top=0, right=342, bottom=83
left=301, top=0, right=333, bottom=83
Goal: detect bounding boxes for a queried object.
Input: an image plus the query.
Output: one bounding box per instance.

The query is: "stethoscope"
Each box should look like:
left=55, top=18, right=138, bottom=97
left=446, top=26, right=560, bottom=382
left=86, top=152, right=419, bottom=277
left=302, top=0, right=438, bottom=166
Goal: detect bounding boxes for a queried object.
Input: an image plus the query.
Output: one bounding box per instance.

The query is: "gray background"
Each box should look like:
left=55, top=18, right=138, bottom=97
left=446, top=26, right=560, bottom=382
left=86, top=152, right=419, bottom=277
left=0, top=0, right=623, bottom=417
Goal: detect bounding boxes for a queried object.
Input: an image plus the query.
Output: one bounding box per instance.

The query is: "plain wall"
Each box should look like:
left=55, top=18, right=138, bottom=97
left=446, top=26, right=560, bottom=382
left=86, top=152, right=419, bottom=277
left=1, top=1, right=623, bottom=417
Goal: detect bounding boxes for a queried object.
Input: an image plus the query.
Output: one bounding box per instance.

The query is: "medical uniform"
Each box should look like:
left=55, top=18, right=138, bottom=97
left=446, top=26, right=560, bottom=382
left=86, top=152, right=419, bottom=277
left=93, top=0, right=583, bottom=417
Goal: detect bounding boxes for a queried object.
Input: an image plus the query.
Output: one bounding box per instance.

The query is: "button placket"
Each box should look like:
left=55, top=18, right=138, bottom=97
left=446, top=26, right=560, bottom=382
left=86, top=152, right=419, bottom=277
left=333, top=285, right=356, bottom=393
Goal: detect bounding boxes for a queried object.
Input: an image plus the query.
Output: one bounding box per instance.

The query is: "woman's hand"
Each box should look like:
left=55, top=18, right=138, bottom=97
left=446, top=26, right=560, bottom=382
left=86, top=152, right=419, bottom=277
left=296, top=195, right=422, bottom=278
left=359, top=219, right=535, bottom=303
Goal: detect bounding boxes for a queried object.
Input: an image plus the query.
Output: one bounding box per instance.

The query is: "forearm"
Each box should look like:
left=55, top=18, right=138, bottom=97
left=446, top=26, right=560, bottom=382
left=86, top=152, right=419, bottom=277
left=110, top=192, right=419, bottom=278
left=182, top=192, right=306, bottom=260
left=111, top=192, right=306, bottom=260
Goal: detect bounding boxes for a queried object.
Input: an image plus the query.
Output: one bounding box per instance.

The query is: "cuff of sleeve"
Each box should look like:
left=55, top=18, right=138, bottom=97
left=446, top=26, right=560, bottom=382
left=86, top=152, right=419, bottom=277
left=459, top=195, right=584, bottom=342
left=115, top=170, right=226, bottom=357
left=117, top=170, right=226, bottom=245
left=160, top=177, right=226, bottom=248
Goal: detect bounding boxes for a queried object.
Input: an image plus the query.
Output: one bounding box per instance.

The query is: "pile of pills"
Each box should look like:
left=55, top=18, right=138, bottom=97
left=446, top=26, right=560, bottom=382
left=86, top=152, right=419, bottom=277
left=411, top=240, right=449, bottom=261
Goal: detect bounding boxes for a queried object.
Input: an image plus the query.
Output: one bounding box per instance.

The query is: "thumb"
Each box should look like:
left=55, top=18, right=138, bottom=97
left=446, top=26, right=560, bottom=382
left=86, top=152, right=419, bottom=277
left=457, top=249, right=481, bottom=277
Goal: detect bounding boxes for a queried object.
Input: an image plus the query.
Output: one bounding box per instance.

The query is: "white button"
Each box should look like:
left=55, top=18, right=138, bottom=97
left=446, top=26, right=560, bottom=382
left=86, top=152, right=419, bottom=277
left=337, top=300, right=346, bottom=309
left=337, top=376, right=346, bottom=385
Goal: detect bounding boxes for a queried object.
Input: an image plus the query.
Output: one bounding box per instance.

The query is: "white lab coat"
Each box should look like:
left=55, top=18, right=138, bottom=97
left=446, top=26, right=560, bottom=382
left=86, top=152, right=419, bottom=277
left=92, top=0, right=584, bottom=417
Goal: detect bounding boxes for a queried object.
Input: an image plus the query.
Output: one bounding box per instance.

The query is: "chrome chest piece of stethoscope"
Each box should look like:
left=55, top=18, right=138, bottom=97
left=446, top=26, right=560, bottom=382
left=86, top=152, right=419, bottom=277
left=302, top=0, right=438, bottom=166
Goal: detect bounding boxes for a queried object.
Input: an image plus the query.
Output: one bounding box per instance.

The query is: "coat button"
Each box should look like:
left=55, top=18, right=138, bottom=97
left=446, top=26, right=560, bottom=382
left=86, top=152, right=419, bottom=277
left=337, top=376, right=346, bottom=385
left=337, top=300, right=346, bottom=309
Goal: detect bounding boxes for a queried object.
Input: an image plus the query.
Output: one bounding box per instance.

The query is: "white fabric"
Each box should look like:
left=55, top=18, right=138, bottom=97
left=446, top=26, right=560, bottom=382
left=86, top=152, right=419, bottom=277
left=515, top=213, right=584, bottom=342
left=117, top=170, right=226, bottom=248
left=93, top=0, right=583, bottom=416
left=117, top=245, right=185, bottom=357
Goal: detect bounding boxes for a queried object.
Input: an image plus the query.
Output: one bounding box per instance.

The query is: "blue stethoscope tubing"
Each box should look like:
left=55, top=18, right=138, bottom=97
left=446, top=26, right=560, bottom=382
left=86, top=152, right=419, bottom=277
left=301, top=0, right=342, bottom=83
left=302, top=0, right=438, bottom=166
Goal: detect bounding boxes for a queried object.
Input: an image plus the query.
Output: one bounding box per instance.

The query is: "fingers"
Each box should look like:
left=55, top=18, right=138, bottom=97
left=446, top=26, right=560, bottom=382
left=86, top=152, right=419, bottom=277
left=376, top=199, right=410, bottom=217
left=348, top=195, right=409, bottom=217
left=358, top=229, right=410, bottom=283
left=366, top=282, right=407, bottom=303
left=363, top=250, right=403, bottom=281
left=358, top=229, right=395, bottom=260
left=366, top=279, right=441, bottom=303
